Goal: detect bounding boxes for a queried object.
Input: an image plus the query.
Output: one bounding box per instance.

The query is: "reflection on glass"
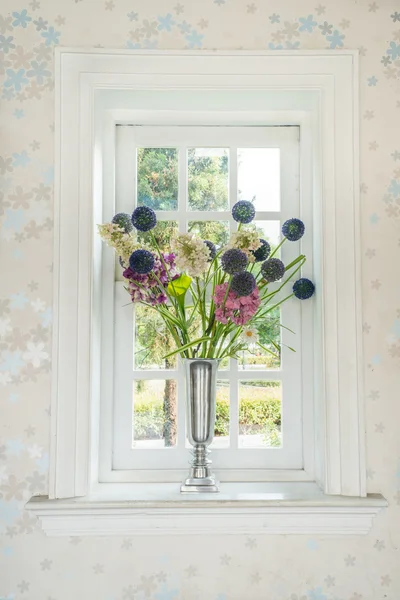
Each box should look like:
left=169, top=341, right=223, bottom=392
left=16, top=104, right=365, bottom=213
left=138, top=220, right=178, bottom=253
left=137, top=148, right=178, bottom=210
left=134, top=304, right=177, bottom=370
left=133, top=379, right=177, bottom=448
left=239, top=307, right=281, bottom=370
left=188, top=148, right=229, bottom=211
left=238, top=380, right=281, bottom=448
left=188, top=220, right=229, bottom=247
left=211, top=380, right=230, bottom=449
left=238, top=148, right=280, bottom=211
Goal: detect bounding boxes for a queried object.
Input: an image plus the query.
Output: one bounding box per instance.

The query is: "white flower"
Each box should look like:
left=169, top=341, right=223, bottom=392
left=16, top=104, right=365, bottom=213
left=31, top=298, right=46, bottom=312
left=23, top=342, right=48, bottom=367
left=172, top=233, right=210, bottom=277
left=0, top=317, right=12, bottom=339
left=241, top=327, right=258, bottom=345
left=226, top=227, right=261, bottom=262
left=97, top=223, right=147, bottom=264
left=28, top=444, right=43, bottom=459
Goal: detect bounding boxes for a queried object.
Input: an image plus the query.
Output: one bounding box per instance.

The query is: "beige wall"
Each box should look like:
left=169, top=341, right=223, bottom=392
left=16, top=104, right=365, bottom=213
left=1, top=0, right=400, bottom=598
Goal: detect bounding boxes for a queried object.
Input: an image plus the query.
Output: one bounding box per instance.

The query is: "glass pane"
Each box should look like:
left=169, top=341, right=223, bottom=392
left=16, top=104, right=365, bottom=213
left=237, top=148, right=280, bottom=211
left=254, top=220, right=281, bottom=251
left=137, top=148, right=178, bottom=210
left=134, top=304, right=177, bottom=370
left=188, top=148, right=229, bottom=211
left=239, top=307, right=281, bottom=370
left=238, top=380, right=282, bottom=448
left=133, top=379, right=177, bottom=448
left=188, top=220, right=229, bottom=247
left=211, top=380, right=230, bottom=449
left=138, top=220, right=178, bottom=253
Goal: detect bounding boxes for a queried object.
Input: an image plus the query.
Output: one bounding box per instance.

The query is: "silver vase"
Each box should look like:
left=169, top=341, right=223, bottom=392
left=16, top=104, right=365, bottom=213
left=180, top=358, right=220, bottom=493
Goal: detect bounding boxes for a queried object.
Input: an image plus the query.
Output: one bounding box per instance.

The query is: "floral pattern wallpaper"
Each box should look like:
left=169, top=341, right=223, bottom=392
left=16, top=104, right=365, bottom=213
left=1, top=0, right=400, bottom=598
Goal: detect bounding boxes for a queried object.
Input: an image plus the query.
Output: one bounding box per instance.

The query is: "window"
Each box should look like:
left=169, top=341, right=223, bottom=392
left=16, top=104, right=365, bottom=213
left=28, top=50, right=386, bottom=537
left=107, top=125, right=312, bottom=479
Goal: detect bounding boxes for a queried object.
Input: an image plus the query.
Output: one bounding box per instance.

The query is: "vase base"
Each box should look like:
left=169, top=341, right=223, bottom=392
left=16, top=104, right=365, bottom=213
left=180, top=475, right=220, bottom=493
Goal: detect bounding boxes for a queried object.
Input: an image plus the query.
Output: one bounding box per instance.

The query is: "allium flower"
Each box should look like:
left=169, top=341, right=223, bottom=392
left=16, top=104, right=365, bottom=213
left=282, top=218, right=305, bottom=241
left=123, top=252, right=179, bottom=305
left=232, top=200, right=256, bottom=224
left=129, top=249, right=155, bottom=274
left=226, top=227, right=261, bottom=262
left=261, top=258, right=285, bottom=282
left=293, top=278, right=315, bottom=299
left=252, top=239, right=271, bottom=262
left=231, top=271, right=256, bottom=297
left=221, top=248, right=248, bottom=274
left=241, top=327, right=258, bottom=345
left=131, top=206, right=157, bottom=232
left=213, top=282, right=260, bottom=326
left=112, top=212, right=133, bottom=233
left=203, top=239, right=217, bottom=261
left=172, top=233, right=210, bottom=277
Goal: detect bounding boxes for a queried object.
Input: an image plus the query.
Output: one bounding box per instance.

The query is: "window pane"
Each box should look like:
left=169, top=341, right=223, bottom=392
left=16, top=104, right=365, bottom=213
left=254, top=220, right=281, bottom=250
left=133, top=379, right=177, bottom=448
left=188, top=148, right=229, bottom=211
left=211, top=380, right=230, bottom=449
left=137, top=148, right=178, bottom=210
left=138, top=220, right=178, bottom=253
left=134, top=304, right=177, bottom=370
left=238, top=148, right=280, bottom=211
left=238, top=380, right=281, bottom=448
left=188, top=220, right=229, bottom=247
left=238, top=307, right=281, bottom=370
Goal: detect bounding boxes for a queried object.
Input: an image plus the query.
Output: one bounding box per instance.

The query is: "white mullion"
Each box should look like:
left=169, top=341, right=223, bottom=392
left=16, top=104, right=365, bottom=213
left=115, top=125, right=136, bottom=213
left=178, top=145, right=187, bottom=233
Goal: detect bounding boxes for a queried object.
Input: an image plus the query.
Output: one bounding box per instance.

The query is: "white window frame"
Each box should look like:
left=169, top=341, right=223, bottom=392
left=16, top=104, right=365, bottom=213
left=109, top=124, right=308, bottom=477
left=26, top=49, right=387, bottom=536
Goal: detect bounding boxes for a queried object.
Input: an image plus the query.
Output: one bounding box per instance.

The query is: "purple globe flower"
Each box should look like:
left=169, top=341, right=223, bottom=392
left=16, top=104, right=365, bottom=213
left=129, top=249, right=155, bottom=274
left=282, top=218, right=305, bottom=241
left=232, top=200, right=256, bottom=224
left=221, top=248, right=248, bottom=274
left=203, top=239, right=217, bottom=261
left=251, top=239, right=271, bottom=262
left=131, top=206, right=157, bottom=232
left=293, top=278, right=315, bottom=299
left=231, top=271, right=256, bottom=297
left=112, top=212, right=133, bottom=233
left=261, top=258, right=285, bottom=282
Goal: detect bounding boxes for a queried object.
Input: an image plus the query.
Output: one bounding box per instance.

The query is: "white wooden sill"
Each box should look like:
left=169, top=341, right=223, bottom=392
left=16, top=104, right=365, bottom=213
left=26, top=482, right=386, bottom=536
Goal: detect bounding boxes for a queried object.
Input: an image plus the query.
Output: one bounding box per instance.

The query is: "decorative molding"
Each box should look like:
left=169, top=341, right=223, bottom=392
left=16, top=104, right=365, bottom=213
left=27, top=493, right=386, bottom=536
left=50, top=49, right=364, bottom=501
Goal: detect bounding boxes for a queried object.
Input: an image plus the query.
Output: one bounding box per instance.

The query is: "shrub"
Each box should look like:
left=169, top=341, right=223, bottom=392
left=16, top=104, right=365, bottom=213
left=133, top=395, right=281, bottom=440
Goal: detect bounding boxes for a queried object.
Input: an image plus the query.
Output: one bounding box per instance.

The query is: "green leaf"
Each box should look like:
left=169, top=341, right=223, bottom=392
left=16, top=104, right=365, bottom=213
left=168, top=274, right=192, bottom=298
left=162, top=336, right=212, bottom=359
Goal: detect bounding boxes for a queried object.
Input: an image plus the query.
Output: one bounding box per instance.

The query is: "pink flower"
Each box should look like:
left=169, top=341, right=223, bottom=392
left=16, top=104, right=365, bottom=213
left=213, top=282, right=260, bottom=326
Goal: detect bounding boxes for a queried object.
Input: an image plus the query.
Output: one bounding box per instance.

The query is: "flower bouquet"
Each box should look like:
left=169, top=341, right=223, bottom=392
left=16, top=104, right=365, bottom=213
left=98, top=200, right=314, bottom=492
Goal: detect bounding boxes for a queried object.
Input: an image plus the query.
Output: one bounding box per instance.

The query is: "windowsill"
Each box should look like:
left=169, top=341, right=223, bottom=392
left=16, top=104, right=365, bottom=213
left=26, top=482, right=386, bottom=536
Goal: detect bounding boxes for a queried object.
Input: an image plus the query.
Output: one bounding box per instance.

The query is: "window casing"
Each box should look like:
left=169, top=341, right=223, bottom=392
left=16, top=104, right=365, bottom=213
left=101, top=123, right=314, bottom=481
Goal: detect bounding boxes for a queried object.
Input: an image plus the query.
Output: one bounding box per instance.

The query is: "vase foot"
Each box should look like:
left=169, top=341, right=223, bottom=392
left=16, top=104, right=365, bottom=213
left=180, top=475, right=220, bottom=493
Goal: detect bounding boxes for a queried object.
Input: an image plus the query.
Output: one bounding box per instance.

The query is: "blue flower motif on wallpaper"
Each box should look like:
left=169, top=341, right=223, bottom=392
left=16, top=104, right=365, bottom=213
left=268, top=14, right=346, bottom=51
left=125, top=11, right=204, bottom=49
left=0, top=9, right=60, bottom=102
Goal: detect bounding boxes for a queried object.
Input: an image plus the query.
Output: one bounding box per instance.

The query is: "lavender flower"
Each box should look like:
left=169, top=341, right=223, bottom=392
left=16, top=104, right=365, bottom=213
left=261, top=258, right=285, bottom=282
left=231, top=271, right=256, bottom=297
left=293, top=278, right=315, bottom=299
left=123, top=252, right=179, bottom=306
left=131, top=206, right=157, bottom=232
left=232, top=200, right=256, bottom=224
left=221, top=248, right=248, bottom=274
left=112, top=212, right=133, bottom=233
left=129, top=249, right=155, bottom=274
left=282, top=218, right=305, bottom=241
left=251, top=239, right=271, bottom=262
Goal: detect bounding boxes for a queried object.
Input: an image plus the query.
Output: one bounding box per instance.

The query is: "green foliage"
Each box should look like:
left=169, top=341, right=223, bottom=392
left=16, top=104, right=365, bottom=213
left=188, top=149, right=228, bottom=211
left=137, top=148, right=178, bottom=210
left=133, top=395, right=281, bottom=441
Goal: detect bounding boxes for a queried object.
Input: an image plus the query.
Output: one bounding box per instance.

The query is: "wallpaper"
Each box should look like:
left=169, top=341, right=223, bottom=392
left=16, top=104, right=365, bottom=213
left=1, top=0, right=400, bottom=598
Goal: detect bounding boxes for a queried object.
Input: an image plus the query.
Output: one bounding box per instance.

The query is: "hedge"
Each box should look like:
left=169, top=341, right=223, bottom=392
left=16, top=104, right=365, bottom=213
left=134, top=396, right=281, bottom=440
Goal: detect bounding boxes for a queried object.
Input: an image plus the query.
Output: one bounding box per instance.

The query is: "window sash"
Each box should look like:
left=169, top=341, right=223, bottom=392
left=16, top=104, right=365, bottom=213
left=108, top=124, right=308, bottom=475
